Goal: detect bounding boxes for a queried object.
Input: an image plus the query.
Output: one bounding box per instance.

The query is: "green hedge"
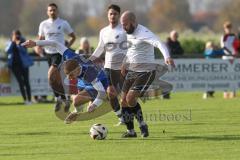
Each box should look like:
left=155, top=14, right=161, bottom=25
left=181, top=39, right=205, bottom=54
left=154, top=38, right=208, bottom=58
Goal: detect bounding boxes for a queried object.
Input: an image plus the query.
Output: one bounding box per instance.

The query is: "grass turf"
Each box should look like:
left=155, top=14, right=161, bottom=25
left=0, top=92, right=240, bottom=160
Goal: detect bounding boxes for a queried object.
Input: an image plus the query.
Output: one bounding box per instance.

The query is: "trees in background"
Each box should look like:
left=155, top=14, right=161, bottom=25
left=214, top=0, right=240, bottom=32
left=0, top=0, right=240, bottom=36
left=0, top=0, right=23, bottom=36
left=148, top=0, right=191, bottom=32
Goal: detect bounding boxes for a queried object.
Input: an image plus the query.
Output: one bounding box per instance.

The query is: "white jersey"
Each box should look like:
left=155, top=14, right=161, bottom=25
left=38, top=17, right=73, bottom=54
left=91, top=24, right=127, bottom=70
left=220, top=34, right=236, bottom=55
left=125, top=24, right=170, bottom=72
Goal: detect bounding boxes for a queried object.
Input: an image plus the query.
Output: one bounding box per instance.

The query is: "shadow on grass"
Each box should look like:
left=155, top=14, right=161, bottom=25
left=107, top=134, right=240, bottom=141
left=0, top=102, right=25, bottom=106
left=1, top=131, right=90, bottom=136
left=0, top=152, right=70, bottom=156
left=0, top=101, right=54, bottom=106
left=173, top=135, right=240, bottom=141
left=2, top=132, right=51, bottom=136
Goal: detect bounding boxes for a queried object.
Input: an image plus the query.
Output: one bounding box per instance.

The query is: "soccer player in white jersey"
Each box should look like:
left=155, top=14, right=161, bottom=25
left=90, top=4, right=126, bottom=125
left=37, top=3, right=76, bottom=110
left=120, top=11, right=175, bottom=138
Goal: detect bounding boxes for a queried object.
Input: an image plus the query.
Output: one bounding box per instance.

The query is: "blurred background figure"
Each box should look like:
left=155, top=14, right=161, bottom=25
left=203, top=41, right=224, bottom=99
left=5, top=30, right=33, bottom=105
left=221, top=21, right=237, bottom=59
left=163, top=30, right=184, bottom=99
left=220, top=21, right=237, bottom=99
left=75, top=37, right=94, bottom=58
left=166, top=30, right=184, bottom=57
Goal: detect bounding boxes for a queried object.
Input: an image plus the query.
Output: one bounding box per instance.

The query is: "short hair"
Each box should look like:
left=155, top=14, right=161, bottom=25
left=48, top=3, right=58, bottom=9
left=205, top=41, right=213, bottom=49
left=223, top=21, right=232, bottom=29
left=64, top=59, right=80, bottom=75
left=12, top=30, right=21, bottom=36
left=108, top=4, right=121, bottom=13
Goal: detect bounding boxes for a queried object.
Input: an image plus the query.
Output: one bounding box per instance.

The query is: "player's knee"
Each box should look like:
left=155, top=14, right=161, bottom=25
left=72, top=96, right=80, bottom=107
left=126, top=93, right=137, bottom=107
left=120, top=98, right=127, bottom=107
left=72, top=95, right=86, bottom=107
left=107, top=86, right=117, bottom=99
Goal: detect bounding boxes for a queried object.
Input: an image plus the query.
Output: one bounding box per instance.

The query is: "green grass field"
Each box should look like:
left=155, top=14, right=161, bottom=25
left=0, top=92, right=240, bottom=160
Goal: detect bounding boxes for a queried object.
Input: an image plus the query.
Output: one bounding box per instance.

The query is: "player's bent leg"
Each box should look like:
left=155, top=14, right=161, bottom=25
left=120, top=92, right=128, bottom=108
left=107, top=86, right=124, bottom=125
left=126, top=90, right=140, bottom=107
left=48, top=66, right=66, bottom=111
left=126, top=90, right=149, bottom=138
left=107, top=86, right=119, bottom=112
left=107, top=85, right=118, bottom=99
left=72, top=90, right=92, bottom=108
left=65, top=90, right=92, bottom=124
left=120, top=91, right=136, bottom=137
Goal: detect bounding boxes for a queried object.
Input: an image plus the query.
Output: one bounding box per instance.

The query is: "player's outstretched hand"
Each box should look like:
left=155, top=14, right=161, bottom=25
left=87, top=104, right=97, bottom=112
left=165, top=58, right=175, bottom=68
left=21, top=40, right=37, bottom=48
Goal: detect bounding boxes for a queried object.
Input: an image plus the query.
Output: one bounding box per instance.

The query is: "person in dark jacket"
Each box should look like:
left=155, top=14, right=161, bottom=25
left=5, top=30, right=33, bottom=104
left=163, top=30, right=184, bottom=99
left=166, top=30, right=184, bottom=57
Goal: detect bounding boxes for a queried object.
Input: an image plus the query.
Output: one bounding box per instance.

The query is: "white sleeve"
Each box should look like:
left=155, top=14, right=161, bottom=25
left=90, top=31, right=105, bottom=60
left=91, top=80, right=106, bottom=107
left=63, top=21, right=74, bottom=35
left=36, top=40, right=67, bottom=55
left=144, top=35, right=170, bottom=60
left=38, top=22, right=45, bottom=37
left=220, top=35, right=224, bottom=48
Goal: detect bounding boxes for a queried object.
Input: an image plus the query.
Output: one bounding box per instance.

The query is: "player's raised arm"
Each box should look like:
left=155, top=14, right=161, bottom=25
left=22, top=40, right=67, bottom=55
left=143, top=34, right=175, bottom=67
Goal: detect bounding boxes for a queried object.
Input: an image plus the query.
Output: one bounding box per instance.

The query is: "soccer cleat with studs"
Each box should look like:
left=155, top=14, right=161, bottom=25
left=121, top=131, right=137, bottom=138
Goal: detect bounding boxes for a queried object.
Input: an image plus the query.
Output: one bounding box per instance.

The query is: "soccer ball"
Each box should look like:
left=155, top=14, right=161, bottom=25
left=90, top=124, right=108, bottom=140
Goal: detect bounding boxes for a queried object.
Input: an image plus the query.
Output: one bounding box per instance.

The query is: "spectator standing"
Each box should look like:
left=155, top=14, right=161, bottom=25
left=75, top=37, right=94, bottom=58
left=5, top=30, right=33, bottom=104
left=220, top=21, right=237, bottom=99
left=163, top=30, right=184, bottom=99
left=166, top=30, right=184, bottom=57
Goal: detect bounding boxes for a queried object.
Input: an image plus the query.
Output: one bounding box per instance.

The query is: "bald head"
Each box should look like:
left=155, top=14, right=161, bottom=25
left=121, top=11, right=136, bottom=22
left=121, top=11, right=137, bottom=34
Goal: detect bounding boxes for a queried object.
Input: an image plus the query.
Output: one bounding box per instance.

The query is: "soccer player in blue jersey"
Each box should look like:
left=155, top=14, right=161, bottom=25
left=22, top=40, right=109, bottom=121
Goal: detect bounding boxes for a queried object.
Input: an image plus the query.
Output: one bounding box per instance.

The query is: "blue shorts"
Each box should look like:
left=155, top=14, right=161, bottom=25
left=77, top=70, right=109, bottom=100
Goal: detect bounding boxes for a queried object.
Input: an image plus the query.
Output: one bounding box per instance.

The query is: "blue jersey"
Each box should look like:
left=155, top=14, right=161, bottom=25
left=63, top=49, right=109, bottom=96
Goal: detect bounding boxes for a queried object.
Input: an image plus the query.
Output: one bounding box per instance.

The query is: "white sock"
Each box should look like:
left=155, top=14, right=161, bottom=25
left=139, top=121, right=146, bottom=127
left=115, top=109, right=122, bottom=116
left=127, top=129, right=135, bottom=134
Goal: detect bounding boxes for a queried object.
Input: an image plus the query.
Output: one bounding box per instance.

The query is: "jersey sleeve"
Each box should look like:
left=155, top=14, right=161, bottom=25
left=63, top=20, right=74, bottom=35
left=91, top=80, right=106, bottom=107
left=90, top=30, right=105, bottom=60
left=143, top=31, right=170, bottom=60
left=38, top=22, right=45, bottom=37
left=36, top=40, right=67, bottom=55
